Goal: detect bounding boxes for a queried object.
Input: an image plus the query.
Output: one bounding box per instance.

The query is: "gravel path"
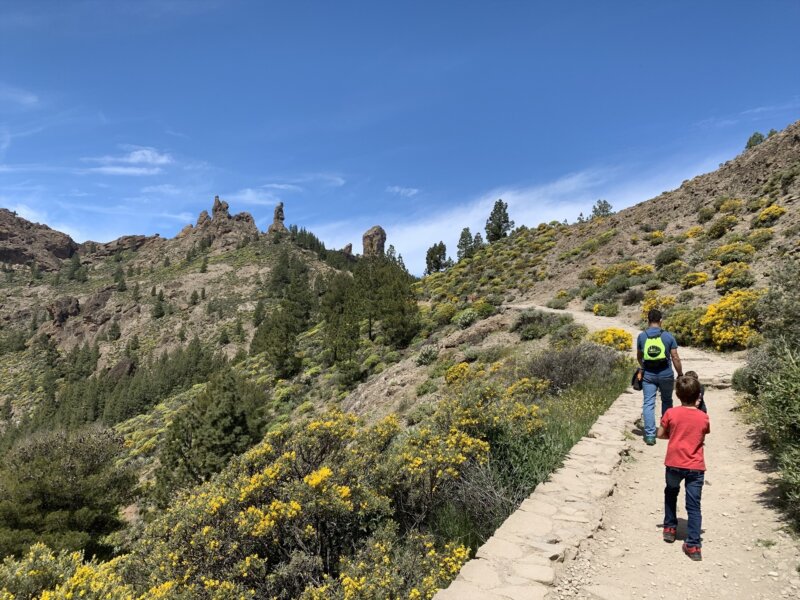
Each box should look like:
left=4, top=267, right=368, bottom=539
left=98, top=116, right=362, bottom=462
left=508, top=305, right=800, bottom=600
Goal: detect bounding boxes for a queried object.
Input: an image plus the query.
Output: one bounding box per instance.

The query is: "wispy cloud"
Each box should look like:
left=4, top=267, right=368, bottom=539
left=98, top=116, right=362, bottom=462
left=386, top=185, right=419, bottom=198
left=263, top=182, right=304, bottom=192
left=695, top=96, right=800, bottom=129
left=141, top=183, right=184, bottom=195
left=224, top=187, right=279, bottom=207
left=0, top=83, right=39, bottom=108
left=86, top=144, right=173, bottom=166
left=84, top=166, right=163, bottom=176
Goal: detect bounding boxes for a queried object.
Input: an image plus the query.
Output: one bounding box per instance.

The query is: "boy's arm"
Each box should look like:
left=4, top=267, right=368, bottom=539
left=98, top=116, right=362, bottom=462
left=657, top=413, right=670, bottom=439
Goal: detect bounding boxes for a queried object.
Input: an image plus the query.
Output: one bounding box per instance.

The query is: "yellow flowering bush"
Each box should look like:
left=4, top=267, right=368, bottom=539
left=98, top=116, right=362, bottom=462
left=755, top=204, right=786, bottom=226
left=719, top=198, right=743, bottom=213
left=700, top=290, right=765, bottom=349
left=680, top=271, right=709, bottom=289
left=641, top=291, right=676, bottom=321
left=715, top=262, right=755, bottom=293
left=648, top=231, right=665, bottom=245
left=685, top=225, right=704, bottom=238
left=712, top=242, right=756, bottom=265
left=589, top=328, right=633, bottom=351
left=581, top=261, right=654, bottom=286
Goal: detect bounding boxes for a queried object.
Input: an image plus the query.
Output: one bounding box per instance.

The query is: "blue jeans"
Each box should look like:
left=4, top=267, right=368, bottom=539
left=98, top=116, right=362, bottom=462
left=642, top=373, right=674, bottom=437
left=664, top=467, right=704, bottom=547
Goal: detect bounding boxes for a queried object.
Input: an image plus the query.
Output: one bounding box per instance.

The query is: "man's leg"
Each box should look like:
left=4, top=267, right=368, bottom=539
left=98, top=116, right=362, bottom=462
left=684, top=470, right=704, bottom=547
left=659, top=376, right=675, bottom=416
left=642, top=377, right=658, bottom=439
left=664, top=468, right=681, bottom=530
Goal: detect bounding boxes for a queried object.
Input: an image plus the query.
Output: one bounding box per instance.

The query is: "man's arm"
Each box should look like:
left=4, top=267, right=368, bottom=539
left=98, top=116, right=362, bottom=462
left=637, top=350, right=644, bottom=368
left=670, top=348, right=683, bottom=377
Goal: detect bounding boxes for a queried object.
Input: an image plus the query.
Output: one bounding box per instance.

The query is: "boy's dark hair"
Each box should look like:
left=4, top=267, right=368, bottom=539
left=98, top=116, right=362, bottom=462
left=676, top=375, right=701, bottom=404
left=647, top=308, right=663, bottom=324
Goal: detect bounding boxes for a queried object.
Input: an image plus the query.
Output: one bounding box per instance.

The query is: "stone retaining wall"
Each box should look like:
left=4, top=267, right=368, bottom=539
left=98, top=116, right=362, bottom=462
left=433, top=388, right=641, bottom=600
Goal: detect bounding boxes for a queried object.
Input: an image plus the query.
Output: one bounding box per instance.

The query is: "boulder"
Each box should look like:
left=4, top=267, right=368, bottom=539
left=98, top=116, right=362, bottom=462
left=362, top=226, right=386, bottom=257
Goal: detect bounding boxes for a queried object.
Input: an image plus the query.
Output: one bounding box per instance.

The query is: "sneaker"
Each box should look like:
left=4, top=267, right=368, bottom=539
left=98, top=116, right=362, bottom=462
left=663, top=527, right=676, bottom=543
left=682, top=543, right=702, bottom=561
left=644, top=436, right=656, bottom=446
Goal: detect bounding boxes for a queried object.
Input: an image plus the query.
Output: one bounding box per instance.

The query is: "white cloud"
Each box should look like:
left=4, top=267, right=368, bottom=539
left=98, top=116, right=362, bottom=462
left=262, top=182, right=304, bottom=192
left=85, top=145, right=173, bottom=166
left=224, top=188, right=279, bottom=207
left=0, top=83, right=39, bottom=108
left=386, top=185, right=420, bottom=198
left=85, top=166, right=162, bottom=176
left=141, top=183, right=184, bottom=195
left=4, top=202, right=47, bottom=224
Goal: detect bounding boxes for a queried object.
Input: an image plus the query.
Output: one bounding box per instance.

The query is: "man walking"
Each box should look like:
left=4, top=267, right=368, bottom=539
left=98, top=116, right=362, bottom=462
left=637, top=308, right=682, bottom=445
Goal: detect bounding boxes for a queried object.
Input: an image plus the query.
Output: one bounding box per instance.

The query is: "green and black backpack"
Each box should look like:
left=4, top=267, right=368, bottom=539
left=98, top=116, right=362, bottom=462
left=642, top=329, right=669, bottom=371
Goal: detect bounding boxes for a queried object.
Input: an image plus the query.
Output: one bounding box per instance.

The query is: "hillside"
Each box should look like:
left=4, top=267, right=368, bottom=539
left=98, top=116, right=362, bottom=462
left=0, top=121, right=798, bottom=599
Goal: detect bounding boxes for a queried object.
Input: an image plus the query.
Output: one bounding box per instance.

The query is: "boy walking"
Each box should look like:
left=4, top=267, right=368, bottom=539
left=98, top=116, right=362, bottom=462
left=657, top=375, right=710, bottom=561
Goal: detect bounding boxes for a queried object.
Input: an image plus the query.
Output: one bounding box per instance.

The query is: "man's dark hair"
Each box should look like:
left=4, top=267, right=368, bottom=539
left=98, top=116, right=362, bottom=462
left=675, top=375, right=701, bottom=404
left=647, top=309, right=663, bottom=324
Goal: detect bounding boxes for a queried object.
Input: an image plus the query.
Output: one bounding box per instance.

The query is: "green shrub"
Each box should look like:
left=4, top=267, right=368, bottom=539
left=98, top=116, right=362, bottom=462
left=433, top=302, right=458, bottom=326
left=697, top=207, right=715, bottom=223
left=605, top=274, right=632, bottom=294
left=592, top=302, right=619, bottom=317
left=416, top=346, right=439, bottom=366
left=546, top=295, right=569, bottom=310
left=549, top=323, right=589, bottom=350
left=525, top=342, right=620, bottom=392
left=452, top=308, right=478, bottom=329
left=747, top=228, right=774, bottom=250
left=658, top=260, right=690, bottom=284
left=622, top=288, right=645, bottom=305
left=472, top=299, right=496, bottom=319
left=707, top=215, right=738, bottom=239
left=654, top=246, right=683, bottom=269
left=416, top=379, right=439, bottom=397
left=512, top=309, right=572, bottom=341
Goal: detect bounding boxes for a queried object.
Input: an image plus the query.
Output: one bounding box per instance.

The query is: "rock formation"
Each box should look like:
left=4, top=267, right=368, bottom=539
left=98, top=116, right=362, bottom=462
left=342, top=243, right=353, bottom=257
left=176, top=196, right=259, bottom=249
left=47, top=296, right=80, bottom=326
left=0, top=208, right=78, bottom=271
left=267, top=202, right=288, bottom=234
left=362, top=226, right=387, bottom=257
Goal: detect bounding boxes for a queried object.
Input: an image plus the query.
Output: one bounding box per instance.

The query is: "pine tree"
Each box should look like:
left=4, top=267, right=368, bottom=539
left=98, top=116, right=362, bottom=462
left=591, top=199, right=613, bottom=219
left=472, top=231, right=484, bottom=250
left=270, top=249, right=292, bottom=296
left=200, top=256, right=208, bottom=273
left=189, top=290, right=200, bottom=306
left=132, top=282, right=140, bottom=301
left=253, top=299, right=266, bottom=327
left=250, top=304, right=301, bottom=378
left=425, top=242, right=448, bottom=274
left=107, top=320, right=121, bottom=341
left=150, top=286, right=156, bottom=297
left=457, top=227, right=474, bottom=261
left=320, top=272, right=360, bottom=363
left=0, top=428, right=135, bottom=559
left=67, top=253, right=81, bottom=280
left=117, top=277, right=127, bottom=292
left=485, top=199, right=514, bottom=243
left=746, top=131, right=765, bottom=149
left=201, top=287, right=206, bottom=300
left=154, top=368, right=265, bottom=504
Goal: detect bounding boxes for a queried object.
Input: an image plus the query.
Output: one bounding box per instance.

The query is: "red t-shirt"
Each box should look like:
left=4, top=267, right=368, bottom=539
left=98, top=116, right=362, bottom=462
left=661, top=406, right=710, bottom=471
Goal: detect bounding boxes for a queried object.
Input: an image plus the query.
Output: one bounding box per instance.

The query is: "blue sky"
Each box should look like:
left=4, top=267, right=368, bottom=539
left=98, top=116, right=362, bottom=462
left=1, top=1, right=799, bottom=274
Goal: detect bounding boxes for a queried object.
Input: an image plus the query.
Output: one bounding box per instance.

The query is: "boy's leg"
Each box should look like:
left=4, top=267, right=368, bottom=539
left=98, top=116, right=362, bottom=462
left=659, top=376, right=675, bottom=415
left=663, top=467, right=681, bottom=529
left=684, top=470, right=705, bottom=547
left=642, top=377, right=658, bottom=439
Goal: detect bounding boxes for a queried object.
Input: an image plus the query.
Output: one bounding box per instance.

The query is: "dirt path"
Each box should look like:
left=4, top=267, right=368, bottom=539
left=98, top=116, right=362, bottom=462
left=506, top=304, right=800, bottom=600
